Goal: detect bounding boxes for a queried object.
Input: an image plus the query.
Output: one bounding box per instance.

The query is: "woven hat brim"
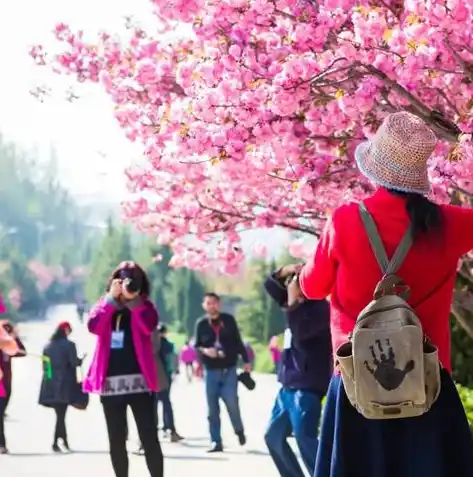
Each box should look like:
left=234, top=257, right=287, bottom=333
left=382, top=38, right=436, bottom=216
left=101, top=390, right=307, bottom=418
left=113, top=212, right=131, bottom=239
left=355, top=141, right=430, bottom=195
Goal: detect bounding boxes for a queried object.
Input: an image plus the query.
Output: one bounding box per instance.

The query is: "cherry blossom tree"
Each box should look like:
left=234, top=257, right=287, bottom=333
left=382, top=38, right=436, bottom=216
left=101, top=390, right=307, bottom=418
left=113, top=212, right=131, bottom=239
left=31, top=0, right=473, bottom=281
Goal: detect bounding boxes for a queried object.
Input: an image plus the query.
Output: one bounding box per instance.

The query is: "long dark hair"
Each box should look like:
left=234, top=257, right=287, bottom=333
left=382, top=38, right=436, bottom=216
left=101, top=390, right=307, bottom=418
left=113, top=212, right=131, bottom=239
left=389, top=190, right=444, bottom=238
left=106, top=261, right=150, bottom=296
left=50, top=327, right=67, bottom=342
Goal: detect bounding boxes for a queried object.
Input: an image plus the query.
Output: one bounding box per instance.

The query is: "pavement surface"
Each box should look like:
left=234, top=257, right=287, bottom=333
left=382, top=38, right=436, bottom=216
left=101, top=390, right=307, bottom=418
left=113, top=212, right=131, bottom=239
left=1, top=305, right=287, bottom=477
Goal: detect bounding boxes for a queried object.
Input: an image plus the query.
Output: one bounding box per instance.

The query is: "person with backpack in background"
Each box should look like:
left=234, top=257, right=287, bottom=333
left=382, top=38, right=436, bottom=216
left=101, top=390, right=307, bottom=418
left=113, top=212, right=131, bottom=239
left=264, top=264, right=332, bottom=477
left=136, top=323, right=173, bottom=454
left=156, top=324, right=183, bottom=442
left=298, top=112, right=473, bottom=477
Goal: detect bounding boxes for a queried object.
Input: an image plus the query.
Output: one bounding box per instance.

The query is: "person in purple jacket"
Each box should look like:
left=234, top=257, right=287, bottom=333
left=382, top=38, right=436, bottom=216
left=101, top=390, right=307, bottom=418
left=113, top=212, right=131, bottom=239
left=84, top=261, right=163, bottom=477
left=264, top=264, right=332, bottom=477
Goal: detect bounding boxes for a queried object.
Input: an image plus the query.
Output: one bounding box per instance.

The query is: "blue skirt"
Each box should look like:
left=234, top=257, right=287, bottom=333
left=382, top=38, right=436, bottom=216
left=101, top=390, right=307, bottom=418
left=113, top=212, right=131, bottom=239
left=315, top=370, right=473, bottom=477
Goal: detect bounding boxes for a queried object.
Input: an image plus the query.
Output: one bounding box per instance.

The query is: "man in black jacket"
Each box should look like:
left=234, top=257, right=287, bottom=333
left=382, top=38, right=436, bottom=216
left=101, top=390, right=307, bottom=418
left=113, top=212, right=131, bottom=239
left=263, top=264, right=332, bottom=477
left=194, top=292, right=251, bottom=453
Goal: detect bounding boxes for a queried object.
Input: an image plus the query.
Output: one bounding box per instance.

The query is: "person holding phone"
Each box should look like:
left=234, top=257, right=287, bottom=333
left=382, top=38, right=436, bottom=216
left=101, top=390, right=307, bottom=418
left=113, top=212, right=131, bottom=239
left=83, top=261, right=163, bottom=477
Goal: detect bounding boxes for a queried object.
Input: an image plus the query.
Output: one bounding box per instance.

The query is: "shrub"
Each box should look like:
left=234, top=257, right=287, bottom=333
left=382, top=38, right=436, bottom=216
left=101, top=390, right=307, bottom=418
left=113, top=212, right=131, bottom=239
left=457, top=384, right=473, bottom=433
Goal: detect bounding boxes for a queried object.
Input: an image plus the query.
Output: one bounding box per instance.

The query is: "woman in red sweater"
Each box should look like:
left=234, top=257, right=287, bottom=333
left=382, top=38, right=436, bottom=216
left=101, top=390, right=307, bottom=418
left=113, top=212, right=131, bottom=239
left=299, top=112, right=473, bottom=477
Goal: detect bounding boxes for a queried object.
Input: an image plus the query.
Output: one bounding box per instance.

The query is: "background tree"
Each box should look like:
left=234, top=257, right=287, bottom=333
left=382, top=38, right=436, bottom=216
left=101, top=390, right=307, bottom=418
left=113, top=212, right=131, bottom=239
left=85, top=221, right=133, bottom=301
left=31, top=0, right=473, bottom=381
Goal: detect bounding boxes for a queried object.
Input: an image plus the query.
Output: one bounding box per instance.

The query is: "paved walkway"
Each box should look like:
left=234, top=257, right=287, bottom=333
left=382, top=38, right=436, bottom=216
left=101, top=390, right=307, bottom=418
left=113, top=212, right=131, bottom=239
left=2, top=305, right=285, bottom=476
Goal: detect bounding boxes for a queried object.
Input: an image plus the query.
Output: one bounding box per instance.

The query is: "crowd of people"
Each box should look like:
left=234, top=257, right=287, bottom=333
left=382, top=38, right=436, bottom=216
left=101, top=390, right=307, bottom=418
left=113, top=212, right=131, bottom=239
left=2, top=113, right=473, bottom=476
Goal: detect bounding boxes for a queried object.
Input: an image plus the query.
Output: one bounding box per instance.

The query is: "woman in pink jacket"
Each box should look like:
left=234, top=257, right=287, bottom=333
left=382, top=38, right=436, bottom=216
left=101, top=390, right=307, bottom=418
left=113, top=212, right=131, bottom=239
left=84, top=261, right=163, bottom=477
left=0, top=322, right=18, bottom=454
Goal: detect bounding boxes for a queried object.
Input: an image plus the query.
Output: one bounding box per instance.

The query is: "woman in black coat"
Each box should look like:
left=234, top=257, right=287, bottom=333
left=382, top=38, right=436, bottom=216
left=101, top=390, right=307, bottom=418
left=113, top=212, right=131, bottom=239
left=39, top=321, right=82, bottom=452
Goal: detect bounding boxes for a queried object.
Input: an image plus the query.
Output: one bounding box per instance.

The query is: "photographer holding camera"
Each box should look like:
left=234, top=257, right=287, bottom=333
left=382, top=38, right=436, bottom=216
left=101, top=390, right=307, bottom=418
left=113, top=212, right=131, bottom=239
left=263, top=264, right=332, bottom=477
left=83, top=261, right=163, bottom=477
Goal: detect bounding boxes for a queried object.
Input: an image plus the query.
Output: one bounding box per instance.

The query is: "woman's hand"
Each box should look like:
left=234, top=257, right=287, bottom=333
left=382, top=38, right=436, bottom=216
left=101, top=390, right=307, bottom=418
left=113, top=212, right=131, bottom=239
left=287, top=275, right=304, bottom=306
left=279, top=263, right=304, bottom=278
left=109, top=279, right=123, bottom=301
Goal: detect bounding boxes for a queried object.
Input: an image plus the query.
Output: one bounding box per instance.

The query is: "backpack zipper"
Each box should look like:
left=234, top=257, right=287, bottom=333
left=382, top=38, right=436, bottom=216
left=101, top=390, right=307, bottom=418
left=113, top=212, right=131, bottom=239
left=348, top=304, right=415, bottom=340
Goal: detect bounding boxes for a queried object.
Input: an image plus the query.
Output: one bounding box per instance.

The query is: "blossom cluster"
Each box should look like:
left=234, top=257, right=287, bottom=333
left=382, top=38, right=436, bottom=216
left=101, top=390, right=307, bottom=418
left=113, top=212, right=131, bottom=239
left=31, top=0, right=473, bottom=271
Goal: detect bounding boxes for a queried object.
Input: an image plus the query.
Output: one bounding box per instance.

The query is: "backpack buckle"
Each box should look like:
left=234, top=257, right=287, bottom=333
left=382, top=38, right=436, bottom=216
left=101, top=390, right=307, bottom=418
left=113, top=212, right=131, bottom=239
left=374, top=274, right=411, bottom=301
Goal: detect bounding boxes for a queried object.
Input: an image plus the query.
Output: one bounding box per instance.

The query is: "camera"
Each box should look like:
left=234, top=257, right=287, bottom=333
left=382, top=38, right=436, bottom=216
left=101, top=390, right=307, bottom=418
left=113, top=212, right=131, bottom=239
left=123, top=277, right=141, bottom=294
left=284, top=273, right=297, bottom=287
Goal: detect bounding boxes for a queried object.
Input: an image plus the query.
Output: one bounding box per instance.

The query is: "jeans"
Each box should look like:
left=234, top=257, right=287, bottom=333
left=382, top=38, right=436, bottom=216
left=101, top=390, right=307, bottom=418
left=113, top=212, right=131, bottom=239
left=205, top=366, right=244, bottom=445
left=102, top=393, right=163, bottom=477
left=265, top=388, right=322, bottom=477
left=156, top=384, right=175, bottom=432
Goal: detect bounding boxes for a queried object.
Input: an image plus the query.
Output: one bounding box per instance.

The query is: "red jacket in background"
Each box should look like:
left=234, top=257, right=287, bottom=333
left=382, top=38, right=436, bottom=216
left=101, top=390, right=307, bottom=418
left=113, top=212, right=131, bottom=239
left=300, top=188, right=473, bottom=372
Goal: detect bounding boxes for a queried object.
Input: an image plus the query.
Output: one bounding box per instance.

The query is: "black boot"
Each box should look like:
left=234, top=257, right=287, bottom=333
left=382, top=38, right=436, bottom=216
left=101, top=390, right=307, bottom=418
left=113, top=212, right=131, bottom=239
left=207, top=442, right=223, bottom=453
left=237, top=431, right=246, bottom=446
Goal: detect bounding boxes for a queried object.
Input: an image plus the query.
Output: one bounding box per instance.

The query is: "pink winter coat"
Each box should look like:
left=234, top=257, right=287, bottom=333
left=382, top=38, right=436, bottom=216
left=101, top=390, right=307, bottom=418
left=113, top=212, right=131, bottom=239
left=180, top=345, right=197, bottom=364
left=83, top=296, right=159, bottom=394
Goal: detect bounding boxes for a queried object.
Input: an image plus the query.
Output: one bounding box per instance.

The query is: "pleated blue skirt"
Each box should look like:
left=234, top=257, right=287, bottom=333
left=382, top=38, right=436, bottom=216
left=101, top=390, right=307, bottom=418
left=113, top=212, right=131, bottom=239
left=315, top=370, right=473, bottom=477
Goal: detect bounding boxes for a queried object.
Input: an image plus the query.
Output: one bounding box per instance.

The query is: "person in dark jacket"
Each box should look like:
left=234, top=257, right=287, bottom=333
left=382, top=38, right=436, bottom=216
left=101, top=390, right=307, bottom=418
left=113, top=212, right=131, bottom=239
left=39, top=321, right=82, bottom=452
left=264, top=264, right=332, bottom=477
left=194, top=292, right=251, bottom=453
left=156, top=324, right=183, bottom=442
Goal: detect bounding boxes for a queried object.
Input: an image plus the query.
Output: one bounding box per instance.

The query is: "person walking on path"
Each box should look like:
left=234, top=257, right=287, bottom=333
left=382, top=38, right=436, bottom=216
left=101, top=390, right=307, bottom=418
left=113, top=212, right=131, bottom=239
left=264, top=264, right=332, bottom=477
left=195, top=292, right=251, bottom=453
left=269, top=336, right=281, bottom=373
left=299, top=112, right=473, bottom=477
left=243, top=341, right=255, bottom=370
left=84, top=261, right=163, bottom=477
left=180, top=340, right=197, bottom=382
left=0, top=321, right=26, bottom=416
left=0, top=323, right=18, bottom=454
left=156, top=324, right=183, bottom=442
left=38, top=321, right=82, bottom=453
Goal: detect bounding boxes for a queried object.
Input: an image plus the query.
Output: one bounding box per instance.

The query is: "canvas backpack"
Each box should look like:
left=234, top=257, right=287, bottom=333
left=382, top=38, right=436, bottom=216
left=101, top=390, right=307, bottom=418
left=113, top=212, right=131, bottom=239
left=336, top=203, right=441, bottom=420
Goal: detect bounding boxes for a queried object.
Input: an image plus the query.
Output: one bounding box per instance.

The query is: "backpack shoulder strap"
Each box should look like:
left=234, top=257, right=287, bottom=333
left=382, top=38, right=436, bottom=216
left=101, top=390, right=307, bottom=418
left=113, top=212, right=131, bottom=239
left=358, top=203, right=413, bottom=275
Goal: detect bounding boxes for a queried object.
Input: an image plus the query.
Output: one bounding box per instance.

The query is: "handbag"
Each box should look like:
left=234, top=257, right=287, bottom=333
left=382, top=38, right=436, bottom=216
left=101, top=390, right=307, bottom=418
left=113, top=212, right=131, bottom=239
left=71, top=367, right=89, bottom=410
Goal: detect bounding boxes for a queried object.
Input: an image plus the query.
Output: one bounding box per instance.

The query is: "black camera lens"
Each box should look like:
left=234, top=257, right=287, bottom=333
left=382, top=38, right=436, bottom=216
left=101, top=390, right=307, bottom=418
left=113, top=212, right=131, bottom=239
left=123, top=278, right=140, bottom=293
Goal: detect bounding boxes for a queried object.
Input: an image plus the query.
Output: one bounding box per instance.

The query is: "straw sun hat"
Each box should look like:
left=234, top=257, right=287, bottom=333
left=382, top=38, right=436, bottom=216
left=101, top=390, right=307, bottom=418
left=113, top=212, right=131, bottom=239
left=355, top=111, right=437, bottom=194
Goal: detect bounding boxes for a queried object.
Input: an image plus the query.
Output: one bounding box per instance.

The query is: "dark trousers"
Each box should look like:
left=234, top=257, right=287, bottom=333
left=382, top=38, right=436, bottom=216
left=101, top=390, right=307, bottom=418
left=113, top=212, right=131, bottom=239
left=0, top=397, right=6, bottom=447
left=265, top=388, right=322, bottom=477
left=53, top=404, right=68, bottom=444
left=4, top=384, right=11, bottom=413
left=102, top=393, right=163, bottom=477
left=156, top=384, right=175, bottom=432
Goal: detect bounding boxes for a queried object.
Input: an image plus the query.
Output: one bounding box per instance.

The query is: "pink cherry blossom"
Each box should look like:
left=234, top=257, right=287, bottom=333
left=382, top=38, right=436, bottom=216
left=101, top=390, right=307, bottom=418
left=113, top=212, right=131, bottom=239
left=30, top=0, right=473, bottom=271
